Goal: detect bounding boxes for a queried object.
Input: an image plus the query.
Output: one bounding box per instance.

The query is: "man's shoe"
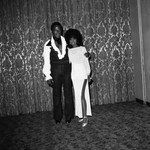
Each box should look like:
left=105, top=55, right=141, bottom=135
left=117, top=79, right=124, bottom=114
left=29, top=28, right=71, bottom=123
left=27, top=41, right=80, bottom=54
left=65, top=120, right=71, bottom=123
left=55, top=120, right=61, bottom=124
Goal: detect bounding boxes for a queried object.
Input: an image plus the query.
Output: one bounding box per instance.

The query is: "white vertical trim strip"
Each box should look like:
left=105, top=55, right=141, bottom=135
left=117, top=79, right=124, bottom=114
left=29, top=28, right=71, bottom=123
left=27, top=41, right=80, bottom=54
left=137, top=0, right=146, bottom=102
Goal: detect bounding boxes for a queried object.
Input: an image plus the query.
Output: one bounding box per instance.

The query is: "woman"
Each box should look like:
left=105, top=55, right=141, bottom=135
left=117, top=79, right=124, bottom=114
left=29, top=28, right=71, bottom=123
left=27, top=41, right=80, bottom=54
left=65, top=29, right=92, bottom=127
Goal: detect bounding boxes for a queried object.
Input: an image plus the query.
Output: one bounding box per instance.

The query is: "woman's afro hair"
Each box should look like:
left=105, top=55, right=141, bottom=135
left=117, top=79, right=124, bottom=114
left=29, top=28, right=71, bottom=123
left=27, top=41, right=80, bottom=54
left=64, top=29, right=83, bottom=47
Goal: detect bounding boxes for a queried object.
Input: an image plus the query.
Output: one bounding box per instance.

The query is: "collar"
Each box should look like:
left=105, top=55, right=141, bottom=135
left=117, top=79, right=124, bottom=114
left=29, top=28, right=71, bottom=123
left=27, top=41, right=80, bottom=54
left=51, top=36, right=67, bottom=59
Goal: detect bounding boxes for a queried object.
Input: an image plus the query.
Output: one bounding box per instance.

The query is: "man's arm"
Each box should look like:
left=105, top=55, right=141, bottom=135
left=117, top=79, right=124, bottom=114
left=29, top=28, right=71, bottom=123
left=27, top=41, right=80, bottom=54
left=42, top=40, right=55, bottom=87
left=42, top=40, right=52, bottom=81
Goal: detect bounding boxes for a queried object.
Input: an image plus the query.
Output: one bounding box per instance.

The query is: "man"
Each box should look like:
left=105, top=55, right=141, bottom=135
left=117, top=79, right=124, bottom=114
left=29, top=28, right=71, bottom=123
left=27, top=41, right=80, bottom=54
left=42, top=22, right=74, bottom=124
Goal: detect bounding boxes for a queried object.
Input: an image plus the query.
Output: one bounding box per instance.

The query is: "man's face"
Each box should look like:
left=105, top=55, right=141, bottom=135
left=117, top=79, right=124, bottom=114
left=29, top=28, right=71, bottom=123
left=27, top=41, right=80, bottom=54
left=52, top=25, right=61, bottom=39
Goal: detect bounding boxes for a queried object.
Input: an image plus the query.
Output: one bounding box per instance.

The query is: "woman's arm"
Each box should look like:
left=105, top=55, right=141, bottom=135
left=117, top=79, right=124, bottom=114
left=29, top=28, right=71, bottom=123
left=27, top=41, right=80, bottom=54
left=82, top=47, right=91, bottom=76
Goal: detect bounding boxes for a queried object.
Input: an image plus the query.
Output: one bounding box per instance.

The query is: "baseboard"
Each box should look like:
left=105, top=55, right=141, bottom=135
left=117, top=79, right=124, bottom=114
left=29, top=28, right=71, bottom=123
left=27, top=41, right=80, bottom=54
left=136, top=98, right=150, bottom=107
left=146, top=101, right=150, bottom=107
left=136, top=98, right=144, bottom=104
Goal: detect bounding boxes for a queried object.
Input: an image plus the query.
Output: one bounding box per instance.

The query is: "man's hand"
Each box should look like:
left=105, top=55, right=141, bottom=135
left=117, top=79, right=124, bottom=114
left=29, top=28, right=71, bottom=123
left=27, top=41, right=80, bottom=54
left=84, top=52, right=91, bottom=59
left=47, top=79, right=54, bottom=87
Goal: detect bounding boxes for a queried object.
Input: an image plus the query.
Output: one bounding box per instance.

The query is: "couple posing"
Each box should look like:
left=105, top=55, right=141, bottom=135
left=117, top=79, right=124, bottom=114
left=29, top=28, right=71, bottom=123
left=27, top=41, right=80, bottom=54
left=42, top=22, right=92, bottom=127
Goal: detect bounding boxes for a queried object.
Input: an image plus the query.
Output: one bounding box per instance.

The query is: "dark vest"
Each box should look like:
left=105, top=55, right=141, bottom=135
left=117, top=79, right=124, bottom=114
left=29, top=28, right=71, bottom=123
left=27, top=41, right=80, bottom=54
left=47, top=40, right=69, bottom=64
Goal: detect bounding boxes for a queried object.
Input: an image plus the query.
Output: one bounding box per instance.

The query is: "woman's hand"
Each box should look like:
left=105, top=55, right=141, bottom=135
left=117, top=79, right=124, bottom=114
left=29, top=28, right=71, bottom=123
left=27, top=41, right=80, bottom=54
left=88, top=75, right=93, bottom=85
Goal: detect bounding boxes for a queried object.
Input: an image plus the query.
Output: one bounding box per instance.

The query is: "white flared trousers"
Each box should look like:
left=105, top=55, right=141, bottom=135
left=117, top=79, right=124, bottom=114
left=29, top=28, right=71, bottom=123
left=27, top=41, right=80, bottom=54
left=72, top=79, right=92, bottom=118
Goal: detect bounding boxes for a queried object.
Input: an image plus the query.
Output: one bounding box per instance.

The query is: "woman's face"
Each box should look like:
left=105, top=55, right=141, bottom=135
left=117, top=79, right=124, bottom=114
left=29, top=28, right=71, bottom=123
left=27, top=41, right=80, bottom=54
left=69, top=37, right=77, bottom=47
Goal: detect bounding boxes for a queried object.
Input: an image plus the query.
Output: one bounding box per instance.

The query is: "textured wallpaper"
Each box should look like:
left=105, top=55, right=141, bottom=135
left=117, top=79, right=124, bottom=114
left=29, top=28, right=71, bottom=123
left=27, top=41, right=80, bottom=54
left=0, top=0, right=135, bottom=116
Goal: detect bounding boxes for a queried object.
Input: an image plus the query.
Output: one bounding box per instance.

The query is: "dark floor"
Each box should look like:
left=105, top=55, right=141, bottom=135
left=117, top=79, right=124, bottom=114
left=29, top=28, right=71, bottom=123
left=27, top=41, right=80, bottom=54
left=0, top=101, right=150, bottom=150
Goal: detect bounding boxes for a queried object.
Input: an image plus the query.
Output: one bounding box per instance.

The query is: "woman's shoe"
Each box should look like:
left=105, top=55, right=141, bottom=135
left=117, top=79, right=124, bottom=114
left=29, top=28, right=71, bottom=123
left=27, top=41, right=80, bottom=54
left=78, top=118, right=83, bottom=122
left=82, top=117, right=88, bottom=127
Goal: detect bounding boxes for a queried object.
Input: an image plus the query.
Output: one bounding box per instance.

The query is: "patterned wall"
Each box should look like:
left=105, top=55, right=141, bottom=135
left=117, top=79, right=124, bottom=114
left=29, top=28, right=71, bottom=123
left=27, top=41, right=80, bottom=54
left=0, top=0, right=135, bottom=116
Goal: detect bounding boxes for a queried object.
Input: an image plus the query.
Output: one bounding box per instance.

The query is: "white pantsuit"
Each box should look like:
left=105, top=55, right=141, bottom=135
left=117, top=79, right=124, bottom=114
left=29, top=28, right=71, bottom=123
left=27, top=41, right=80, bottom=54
left=68, top=46, right=92, bottom=118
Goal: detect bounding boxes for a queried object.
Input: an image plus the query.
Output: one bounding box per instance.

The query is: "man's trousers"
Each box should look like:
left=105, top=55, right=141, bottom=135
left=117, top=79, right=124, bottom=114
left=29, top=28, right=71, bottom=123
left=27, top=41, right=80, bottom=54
left=51, top=62, right=74, bottom=121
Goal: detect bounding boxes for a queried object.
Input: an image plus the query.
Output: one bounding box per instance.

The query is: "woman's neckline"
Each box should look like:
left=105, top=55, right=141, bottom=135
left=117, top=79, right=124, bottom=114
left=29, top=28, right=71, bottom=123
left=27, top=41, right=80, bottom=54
left=71, top=46, right=81, bottom=49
